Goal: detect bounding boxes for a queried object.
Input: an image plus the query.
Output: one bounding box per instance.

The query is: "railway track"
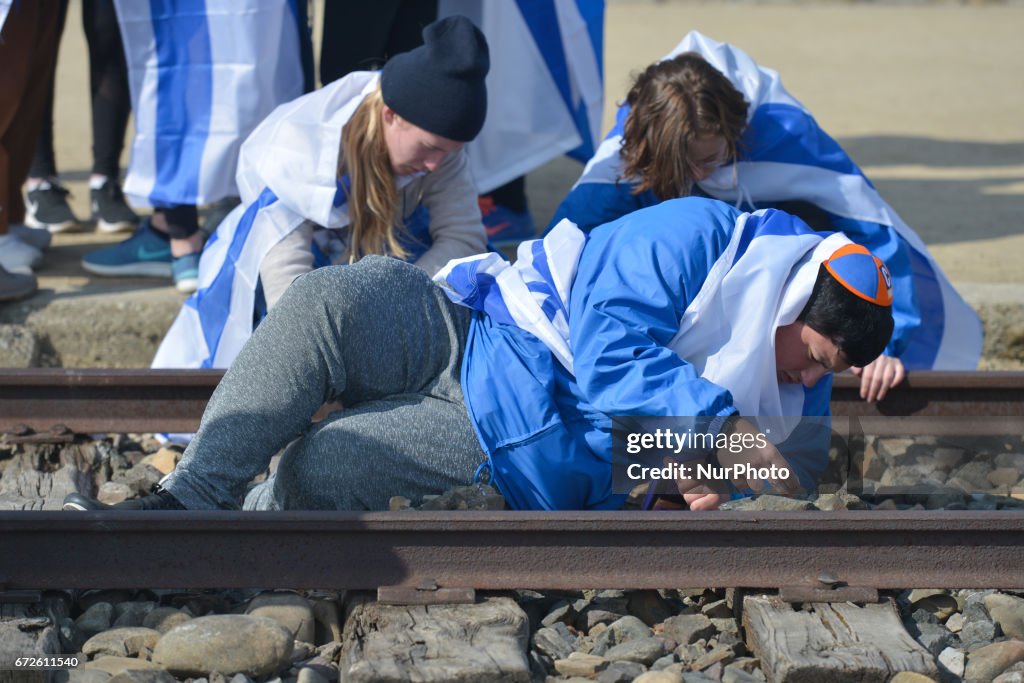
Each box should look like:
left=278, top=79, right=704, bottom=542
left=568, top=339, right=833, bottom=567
left=1, top=369, right=1023, bottom=595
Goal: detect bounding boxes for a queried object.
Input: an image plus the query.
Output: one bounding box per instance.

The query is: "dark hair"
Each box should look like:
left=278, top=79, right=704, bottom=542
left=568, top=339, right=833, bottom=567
left=621, top=52, right=748, bottom=200
left=798, top=265, right=894, bottom=367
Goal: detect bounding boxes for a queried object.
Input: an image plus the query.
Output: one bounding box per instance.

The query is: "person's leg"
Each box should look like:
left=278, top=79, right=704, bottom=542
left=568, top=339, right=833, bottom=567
left=318, top=1, right=401, bottom=85
left=24, top=0, right=78, bottom=233
left=0, top=0, right=60, bottom=277
left=83, top=0, right=138, bottom=233
left=480, top=176, right=536, bottom=246
left=163, top=256, right=473, bottom=509
left=248, top=393, right=483, bottom=510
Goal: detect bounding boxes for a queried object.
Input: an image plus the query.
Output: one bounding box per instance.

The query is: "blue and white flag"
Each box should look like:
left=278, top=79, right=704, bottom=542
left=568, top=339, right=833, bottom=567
left=152, top=73, right=379, bottom=369
left=0, top=1, right=10, bottom=35
left=570, top=30, right=982, bottom=371
left=436, top=208, right=848, bottom=442
left=114, top=0, right=305, bottom=207
left=438, top=0, right=604, bottom=192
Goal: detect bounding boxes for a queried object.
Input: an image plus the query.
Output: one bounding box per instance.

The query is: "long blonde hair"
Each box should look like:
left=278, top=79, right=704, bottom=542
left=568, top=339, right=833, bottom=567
left=339, top=86, right=409, bottom=262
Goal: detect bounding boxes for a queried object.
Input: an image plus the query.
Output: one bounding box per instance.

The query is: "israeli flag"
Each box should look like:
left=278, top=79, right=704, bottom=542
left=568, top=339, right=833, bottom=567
left=113, top=0, right=305, bottom=207
left=439, top=0, right=604, bottom=192
left=0, top=1, right=10, bottom=35
left=573, top=31, right=982, bottom=371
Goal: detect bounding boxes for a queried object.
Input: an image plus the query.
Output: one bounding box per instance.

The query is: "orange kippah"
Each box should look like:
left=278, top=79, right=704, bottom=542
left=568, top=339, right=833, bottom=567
left=822, top=243, right=893, bottom=307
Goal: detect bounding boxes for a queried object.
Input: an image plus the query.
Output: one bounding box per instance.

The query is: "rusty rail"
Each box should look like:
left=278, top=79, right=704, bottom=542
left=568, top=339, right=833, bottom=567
left=2, top=370, right=1023, bottom=434
left=0, top=511, right=1022, bottom=591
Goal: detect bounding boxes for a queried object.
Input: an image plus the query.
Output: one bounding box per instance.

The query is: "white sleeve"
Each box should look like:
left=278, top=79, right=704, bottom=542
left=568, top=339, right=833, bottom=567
left=258, top=222, right=315, bottom=309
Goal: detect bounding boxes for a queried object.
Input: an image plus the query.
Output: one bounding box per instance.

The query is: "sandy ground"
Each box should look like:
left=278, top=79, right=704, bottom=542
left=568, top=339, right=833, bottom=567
left=38, top=1, right=1024, bottom=288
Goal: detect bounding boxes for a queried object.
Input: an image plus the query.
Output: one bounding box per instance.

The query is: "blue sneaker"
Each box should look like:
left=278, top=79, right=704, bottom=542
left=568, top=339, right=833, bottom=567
left=82, top=219, right=172, bottom=278
left=479, top=196, right=536, bottom=246
left=172, top=252, right=200, bottom=293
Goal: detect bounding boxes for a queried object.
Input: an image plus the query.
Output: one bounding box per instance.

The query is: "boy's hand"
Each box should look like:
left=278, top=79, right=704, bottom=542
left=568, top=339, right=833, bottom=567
left=851, top=354, right=906, bottom=403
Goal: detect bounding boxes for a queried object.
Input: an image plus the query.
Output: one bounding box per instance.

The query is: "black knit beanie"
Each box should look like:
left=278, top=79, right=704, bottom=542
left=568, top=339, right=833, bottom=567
left=380, top=15, right=490, bottom=143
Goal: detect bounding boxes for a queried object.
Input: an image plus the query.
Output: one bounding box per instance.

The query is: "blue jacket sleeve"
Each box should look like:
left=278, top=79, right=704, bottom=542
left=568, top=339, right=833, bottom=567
left=567, top=199, right=740, bottom=419
left=546, top=181, right=657, bottom=236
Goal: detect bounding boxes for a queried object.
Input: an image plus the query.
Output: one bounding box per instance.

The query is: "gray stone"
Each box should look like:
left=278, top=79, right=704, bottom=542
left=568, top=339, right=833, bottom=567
left=995, top=671, right=1024, bottom=683
left=946, top=612, right=964, bottom=633
left=938, top=647, right=966, bottom=678
left=719, top=495, right=815, bottom=511
left=541, top=600, right=577, bottom=628
left=701, top=599, right=733, bottom=619
left=634, top=672, right=684, bottom=683
left=533, top=623, right=576, bottom=661
left=246, top=592, right=316, bottom=644
left=67, top=671, right=113, bottom=683
left=580, top=609, right=624, bottom=632
left=712, top=618, right=740, bottom=635
left=722, top=668, right=762, bottom=683
left=416, top=484, right=505, bottom=510
left=141, top=607, right=190, bottom=634
left=76, top=602, right=114, bottom=639
left=553, top=653, right=610, bottom=677
left=106, top=672, right=177, bottom=683
left=81, top=658, right=164, bottom=676
left=604, top=636, right=668, bottom=665
left=964, top=640, right=1024, bottom=682
left=914, top=623, right=953, bottom=658
left=628, top=590, right=675, bottom=627
left=986, top=593, right=1024, bottom=639
left=295, top=668, right=328, bottom=683
left=651, top=653, right=679, bottom=670
left=597, top=660, right=648, bottom=683
left=0, top=324, right=40, bottom=367
left=95, top=482, right=133, bottom=506
left=663, top=614, right=716, bottom=645
left=112, top=602, right=157, bottom=628
left=951, top=461, right=995, bottom=491
left=590, top=615, right=652, bottom=656
left=82, top=627, right=161, bottom=658
left=995, top=453, right=1024, bottom=471
left=961, top=616, right=998, bottom=650
left=112, top=463, right=163, bottom=497
left=152, top=615, right=294, bottom=678
left=812, top=492, right=869, bottom=510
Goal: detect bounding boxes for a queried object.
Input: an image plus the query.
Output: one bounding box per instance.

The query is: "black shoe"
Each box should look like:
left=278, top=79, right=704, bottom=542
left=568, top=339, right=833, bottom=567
left=91, top=180, right=139, bottom=234
left=62, top=484, right=186, bottom=511
left=25, top=180, right=80, bottom=233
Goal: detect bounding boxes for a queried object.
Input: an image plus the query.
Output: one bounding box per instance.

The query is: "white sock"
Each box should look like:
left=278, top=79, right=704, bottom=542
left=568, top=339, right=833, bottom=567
left=89, top=175, right=110, bottom=190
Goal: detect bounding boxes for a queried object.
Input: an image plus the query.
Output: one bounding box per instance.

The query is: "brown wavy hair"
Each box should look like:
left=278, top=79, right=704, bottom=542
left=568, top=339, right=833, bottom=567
left=339, top=86, right=409, bottom=262
left=621, top=52, right=749, bottom=200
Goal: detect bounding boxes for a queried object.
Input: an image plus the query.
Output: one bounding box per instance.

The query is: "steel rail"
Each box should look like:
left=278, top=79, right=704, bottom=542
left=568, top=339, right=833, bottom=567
left=2, top=370, right=1023, bottom=434
left=1, top=511, right=1022, bottom=591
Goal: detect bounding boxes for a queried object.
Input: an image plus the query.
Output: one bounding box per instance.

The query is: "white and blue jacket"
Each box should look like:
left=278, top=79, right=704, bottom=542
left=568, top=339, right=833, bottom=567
left=439, top=198, right=841, bottom=510
left=548, top=31, right=981, bottom=371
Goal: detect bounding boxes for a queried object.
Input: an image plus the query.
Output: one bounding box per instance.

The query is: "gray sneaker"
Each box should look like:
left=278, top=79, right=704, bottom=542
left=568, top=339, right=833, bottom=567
left=0, top=264, right=37, bottom=302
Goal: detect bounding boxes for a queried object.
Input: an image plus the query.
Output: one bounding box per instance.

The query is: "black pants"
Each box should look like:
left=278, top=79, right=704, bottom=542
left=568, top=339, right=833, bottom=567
left=319, top=0, right=438, bottom=85
left=30, top=0, right=131, bottom=180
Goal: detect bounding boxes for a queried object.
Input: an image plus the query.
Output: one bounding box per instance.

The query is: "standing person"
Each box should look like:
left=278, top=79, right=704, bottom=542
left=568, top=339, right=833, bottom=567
left=63, top=198, right=895, bottom=513
left=24, top=0, right=139, bottom=235
left=151, top=15, right=490, bottom=370
left=548, top=31, right=982, bottom=401
left=81, top=0, right=306, bottom=293
left=0, top=0, right=62, bottom=301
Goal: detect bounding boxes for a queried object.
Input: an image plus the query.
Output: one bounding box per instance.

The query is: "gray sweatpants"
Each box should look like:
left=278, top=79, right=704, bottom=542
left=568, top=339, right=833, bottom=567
left=162, top=256, right=486, bottom=510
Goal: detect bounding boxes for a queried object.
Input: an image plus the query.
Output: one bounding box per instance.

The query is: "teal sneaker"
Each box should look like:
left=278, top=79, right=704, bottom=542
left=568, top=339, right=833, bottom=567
left=172, top=252, right=200, bottom=293
left=82, top=219, right=172, bottom=277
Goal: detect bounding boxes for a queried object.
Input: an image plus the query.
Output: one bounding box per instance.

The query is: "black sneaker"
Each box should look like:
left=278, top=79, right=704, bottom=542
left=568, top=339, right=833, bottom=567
left=91, top=180, right=139, bottom=233
left=25, top=180, right=80, bottom=233
left=62, top=484, right=186, bottom=511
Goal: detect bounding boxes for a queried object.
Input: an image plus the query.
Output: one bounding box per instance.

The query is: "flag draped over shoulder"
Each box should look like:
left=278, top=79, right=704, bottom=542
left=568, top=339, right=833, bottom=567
left=151, top=73, right=380, bottom=370
left=113, top=0, right=304, bottom=207
left=572, top=30, right=981, bottom=371
left=438, top=0, right=604, bottom=193
left=436, top=208, right=847, bottom=442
